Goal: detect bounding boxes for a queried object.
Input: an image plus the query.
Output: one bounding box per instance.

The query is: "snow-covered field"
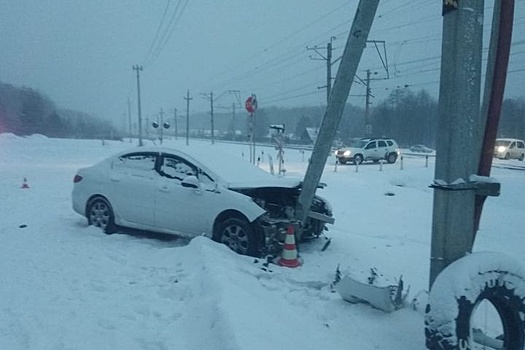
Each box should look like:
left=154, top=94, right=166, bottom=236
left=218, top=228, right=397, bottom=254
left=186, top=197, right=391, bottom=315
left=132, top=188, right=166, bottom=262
left=1, top=134, right=524, bottom=349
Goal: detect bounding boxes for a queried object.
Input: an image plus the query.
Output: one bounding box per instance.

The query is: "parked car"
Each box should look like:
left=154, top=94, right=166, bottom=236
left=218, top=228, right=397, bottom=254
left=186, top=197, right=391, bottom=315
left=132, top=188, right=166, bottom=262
left=72, top=147, right=333, bottom=257
left=334, top=138, right=400, bottom=165
left=494, top=138, right=525, bottom=161
left=409, top=144, right=434, bottom=153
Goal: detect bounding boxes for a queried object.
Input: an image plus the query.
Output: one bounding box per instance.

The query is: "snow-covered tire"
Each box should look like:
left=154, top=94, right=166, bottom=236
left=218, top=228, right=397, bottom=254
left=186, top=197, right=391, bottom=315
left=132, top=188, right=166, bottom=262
left=87, top=196, right=117, bottom=234
left=425, top=252, right=525, bottom=350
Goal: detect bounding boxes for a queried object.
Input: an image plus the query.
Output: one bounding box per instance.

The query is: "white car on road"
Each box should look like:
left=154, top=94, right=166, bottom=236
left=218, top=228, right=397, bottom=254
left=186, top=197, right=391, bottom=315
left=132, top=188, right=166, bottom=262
left=72, top=146, right=333, bottom=256
left=494, top=138, right=525, bottom=161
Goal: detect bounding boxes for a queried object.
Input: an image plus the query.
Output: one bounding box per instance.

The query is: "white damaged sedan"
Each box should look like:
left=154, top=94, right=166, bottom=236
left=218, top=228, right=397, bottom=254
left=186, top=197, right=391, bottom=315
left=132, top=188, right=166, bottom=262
left=72, top=146, right=333, bottom=256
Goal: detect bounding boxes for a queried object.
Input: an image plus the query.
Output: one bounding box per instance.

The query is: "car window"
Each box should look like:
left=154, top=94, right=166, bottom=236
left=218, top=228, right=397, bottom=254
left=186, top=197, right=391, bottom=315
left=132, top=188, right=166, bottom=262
left=378, top=140, right=387, bottom=148
left=387, top=140, right=393, bottom=147
left=160, top=155, right=197, bottom=180
left=510, top=142, right=516, bottom=149
left=518, top=142, right=525, bottom=149
left=114, top=153, right=157, bottom=175
left=365, top=141, right=376, bottom=150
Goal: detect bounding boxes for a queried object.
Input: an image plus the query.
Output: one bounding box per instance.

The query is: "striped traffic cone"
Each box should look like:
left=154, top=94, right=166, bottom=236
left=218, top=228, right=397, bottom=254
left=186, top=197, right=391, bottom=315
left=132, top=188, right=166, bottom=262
left=278, top=225, right=301, bottom=268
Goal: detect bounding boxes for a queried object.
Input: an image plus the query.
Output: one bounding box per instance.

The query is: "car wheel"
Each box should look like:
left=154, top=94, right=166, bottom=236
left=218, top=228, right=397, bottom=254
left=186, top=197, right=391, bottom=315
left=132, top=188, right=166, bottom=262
left=505, top=152, right=510, bottom=160
left=386, top=152, right=397, bottom=164
left=425, top=252, right=525, bottom=350
left=339, top=159, right=347, bottom=165
left=354, top=154, right=363, bottom=165
left=87, top=197, right=117, bottom=234
left=215, top=217, right=260, bottom=256
left=519, top=154, right=524, bottom=161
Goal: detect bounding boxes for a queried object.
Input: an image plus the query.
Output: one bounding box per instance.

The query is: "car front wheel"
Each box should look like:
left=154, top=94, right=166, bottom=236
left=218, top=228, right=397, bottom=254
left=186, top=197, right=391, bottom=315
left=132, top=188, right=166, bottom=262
left=215, top=217, right=260, bottom=256
left=87, top=197, right=117, bottom=234
left=354, top=154, right=363, bottom=165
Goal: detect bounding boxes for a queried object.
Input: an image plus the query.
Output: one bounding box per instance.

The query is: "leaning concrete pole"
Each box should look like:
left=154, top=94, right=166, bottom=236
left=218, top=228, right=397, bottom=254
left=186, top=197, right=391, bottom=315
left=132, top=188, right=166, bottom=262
left=297, top=0, right=380, bottom=224
left=429, top=0, right=484, bottom=288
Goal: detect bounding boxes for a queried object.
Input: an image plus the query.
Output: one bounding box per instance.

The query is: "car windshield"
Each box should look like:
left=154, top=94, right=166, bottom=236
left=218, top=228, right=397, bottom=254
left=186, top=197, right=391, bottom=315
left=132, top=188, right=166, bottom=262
left=351, top=140, right=370, bottom=148
left=495, top=140, right=511, bottom=147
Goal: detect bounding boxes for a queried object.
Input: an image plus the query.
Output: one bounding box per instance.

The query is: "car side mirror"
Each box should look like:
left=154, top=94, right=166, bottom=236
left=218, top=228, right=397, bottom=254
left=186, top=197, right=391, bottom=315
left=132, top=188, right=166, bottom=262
left=181, top=176, right=200, bottom=189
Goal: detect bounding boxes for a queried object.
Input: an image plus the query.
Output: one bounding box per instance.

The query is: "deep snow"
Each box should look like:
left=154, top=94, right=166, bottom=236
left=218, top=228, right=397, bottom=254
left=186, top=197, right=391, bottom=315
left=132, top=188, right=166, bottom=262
left=1, top=134, right=524, bottom=349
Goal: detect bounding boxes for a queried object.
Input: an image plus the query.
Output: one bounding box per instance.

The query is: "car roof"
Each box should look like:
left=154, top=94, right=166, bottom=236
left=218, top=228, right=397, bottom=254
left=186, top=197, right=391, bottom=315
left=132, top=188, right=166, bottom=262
left=113, top=146, right=302, bottom=189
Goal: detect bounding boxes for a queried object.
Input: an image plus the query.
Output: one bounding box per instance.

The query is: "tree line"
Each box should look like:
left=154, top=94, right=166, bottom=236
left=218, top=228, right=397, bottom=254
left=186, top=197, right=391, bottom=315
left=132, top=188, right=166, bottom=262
left=1, top=80, right=523, bottom=146
left=0, top=81, right=120, bottom=139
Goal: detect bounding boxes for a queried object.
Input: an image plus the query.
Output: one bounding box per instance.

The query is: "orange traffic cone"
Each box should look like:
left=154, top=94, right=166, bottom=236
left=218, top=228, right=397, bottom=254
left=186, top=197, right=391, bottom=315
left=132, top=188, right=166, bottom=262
left=278, top=225, right=301, bottom=268
left=21, top=177, right=30, bottom=189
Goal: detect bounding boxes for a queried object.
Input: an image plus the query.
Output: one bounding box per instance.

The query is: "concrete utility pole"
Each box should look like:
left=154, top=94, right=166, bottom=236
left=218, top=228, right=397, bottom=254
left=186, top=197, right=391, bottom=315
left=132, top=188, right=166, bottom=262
left=364, top=69, right=375, bottom=136
left=429, top=0, right=484, bottom=288
left=297, top=0, right=380, bottom=224
left=172, top=108, right=178, bottom=140
left=184, top=90, right=193, bottom=146
left=159, top=108, right=165, bottom=144
left=307, top=36, right=337, bottom=104
left=127, top=97, right=132, bottom=142
left=231, top=102, right=236, bottom=141
left=201, top=91, right=215, bottom=144
left=132, top=65, right=144, bottom=146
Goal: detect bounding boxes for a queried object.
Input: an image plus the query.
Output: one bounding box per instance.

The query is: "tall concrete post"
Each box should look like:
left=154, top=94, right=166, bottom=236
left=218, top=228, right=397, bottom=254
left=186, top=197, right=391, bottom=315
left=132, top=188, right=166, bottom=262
left=297, top=0, right=380, bottom=224
left=429, top=0, right=484, bottom=288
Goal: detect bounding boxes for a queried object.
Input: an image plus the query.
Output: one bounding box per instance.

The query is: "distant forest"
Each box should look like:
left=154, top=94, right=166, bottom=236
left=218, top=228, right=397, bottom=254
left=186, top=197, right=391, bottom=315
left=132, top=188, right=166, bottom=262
left=1, top=80, right=524, bottom=147
left=0, top=81, right=119, bottom=139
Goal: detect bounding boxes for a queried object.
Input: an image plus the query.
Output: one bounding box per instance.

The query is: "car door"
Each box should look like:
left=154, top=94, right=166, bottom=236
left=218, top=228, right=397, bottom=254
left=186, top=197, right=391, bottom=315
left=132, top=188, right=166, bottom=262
left=108, top=152, right=157, bottom=227
left=364, top=141, right=379, bottom=160
left=154, top=153, right=222, bottom=236
left=509, top=141, right=517, bottom=159
left=377, top=140, right=389, bottom=159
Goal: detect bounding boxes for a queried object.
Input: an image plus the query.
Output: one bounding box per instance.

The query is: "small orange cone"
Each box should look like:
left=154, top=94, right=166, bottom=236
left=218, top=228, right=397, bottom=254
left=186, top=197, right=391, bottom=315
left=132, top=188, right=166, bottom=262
left=21, top=177, right=29, bottom=189
left=278, top=225, right=301, bottom=268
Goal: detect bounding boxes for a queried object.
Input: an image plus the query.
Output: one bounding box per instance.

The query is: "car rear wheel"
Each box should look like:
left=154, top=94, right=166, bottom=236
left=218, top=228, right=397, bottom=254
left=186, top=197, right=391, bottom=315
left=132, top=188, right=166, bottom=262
left=87, top=197, right=117, bottom=234
left=354, top=154, right=363, bottom=165
left=215, top=217, right=260, bottom=256
left=386, top=152, right=398, bottom=164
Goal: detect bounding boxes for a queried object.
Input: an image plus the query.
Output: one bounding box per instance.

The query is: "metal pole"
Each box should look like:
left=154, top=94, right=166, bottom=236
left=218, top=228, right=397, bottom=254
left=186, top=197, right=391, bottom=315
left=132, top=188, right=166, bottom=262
left=429, top=0, right=484, bottom=288
left=326, top=40, right=333, bottom=104
left=159, top=108, right=164, bottom=144
left=211, top=91, right=215, bottom=144
left=127, top=97, right=132, bottom=142
left=297, top=0, right=380, bottom=224
left=132, top=65, right=144, bottom=147
left=173, top=108, right=178, bottom=140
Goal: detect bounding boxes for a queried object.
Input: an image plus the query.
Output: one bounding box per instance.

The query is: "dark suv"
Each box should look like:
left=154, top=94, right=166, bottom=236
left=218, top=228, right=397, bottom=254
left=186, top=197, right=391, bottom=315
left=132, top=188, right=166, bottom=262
left=335, top=138, right=400, bottom=165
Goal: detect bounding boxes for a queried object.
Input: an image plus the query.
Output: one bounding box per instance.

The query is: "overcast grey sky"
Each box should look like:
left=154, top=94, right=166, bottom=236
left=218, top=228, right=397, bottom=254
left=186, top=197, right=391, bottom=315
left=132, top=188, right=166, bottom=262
left=1, top=0, right=524, bottom=128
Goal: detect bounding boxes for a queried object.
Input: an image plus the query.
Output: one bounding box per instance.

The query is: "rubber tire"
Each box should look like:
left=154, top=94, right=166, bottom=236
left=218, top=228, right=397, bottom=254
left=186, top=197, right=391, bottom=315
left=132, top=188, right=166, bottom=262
left=425, top=252, right=525, bottom=350
left=214, top=217, right=261, bottom=257
left=519, top=154, right=524, bottom=161
left=339, top=159, right=347, bottom=165
left=87, top=197, right=117, bottom=234
left=354, top=154, right=363, bottom=165
left=505, top=152, right=510, bottom=160
left=386, top=152, right=397, bottom=164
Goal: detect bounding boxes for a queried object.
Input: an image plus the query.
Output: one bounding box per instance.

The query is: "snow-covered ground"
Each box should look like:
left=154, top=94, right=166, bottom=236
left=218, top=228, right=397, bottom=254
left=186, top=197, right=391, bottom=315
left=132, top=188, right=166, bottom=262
left=1, top=134, right=524, bottom=349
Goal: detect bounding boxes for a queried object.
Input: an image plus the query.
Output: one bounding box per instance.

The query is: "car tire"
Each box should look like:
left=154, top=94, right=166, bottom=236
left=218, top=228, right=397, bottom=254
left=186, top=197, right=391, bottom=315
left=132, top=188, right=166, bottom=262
left=519, top=154, right=524, bottom=161
left=386, top=152, right=397, bottom=164
left=425, top=252, right=525, bottom=350
left=505, top=152, right=510, bottom=160
left=215, top=217, right=261, bottom=257
left=339, top=159, right=347, bottom=165
left=354, top=154, right=363, bottom=165
left=87, top=197, right=117, bottom=234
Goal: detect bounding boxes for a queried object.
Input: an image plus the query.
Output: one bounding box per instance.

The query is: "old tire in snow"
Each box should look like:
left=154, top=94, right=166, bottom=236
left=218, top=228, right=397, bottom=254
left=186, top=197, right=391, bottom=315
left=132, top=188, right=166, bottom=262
left=425, top=252, right=525, bottom=350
